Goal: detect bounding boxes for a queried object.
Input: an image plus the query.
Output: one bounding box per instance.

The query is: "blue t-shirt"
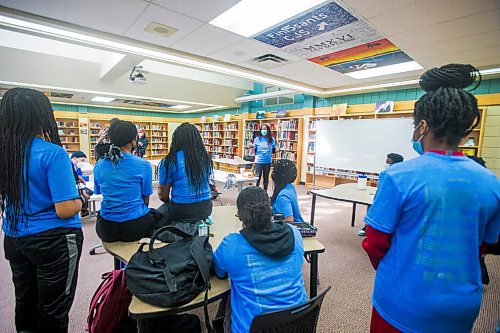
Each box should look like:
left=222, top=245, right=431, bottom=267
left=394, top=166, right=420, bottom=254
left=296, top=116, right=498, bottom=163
left=94, top=153, right=152, bottom=222
left=2, top=138, right=81, bottom=237
left=253, top=136, right=275, bottom=164
left=158, top=150, right=211, bottom=204
left=214, top=225, right=307, bottom=333
left=272, top=184, right=304, bottom=222
left=365, top=152, right=500, bottom=333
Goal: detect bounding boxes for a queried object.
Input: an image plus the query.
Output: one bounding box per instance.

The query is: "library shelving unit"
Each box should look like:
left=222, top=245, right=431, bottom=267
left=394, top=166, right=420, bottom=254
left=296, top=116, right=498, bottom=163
left=194, top=120, right=243, bottom=172
left=135, top=122, right=152, bottom=159
left=242, top=119, right=279, bottom=162
left=55, top=117, right=80, bottom=155
left=458, top=107, right=486, bottom=157
left=277, top=117, right=303, bottom=185
left=150, top=122, right=168, bottom=159
left=305, top=116, right=333, bottom=191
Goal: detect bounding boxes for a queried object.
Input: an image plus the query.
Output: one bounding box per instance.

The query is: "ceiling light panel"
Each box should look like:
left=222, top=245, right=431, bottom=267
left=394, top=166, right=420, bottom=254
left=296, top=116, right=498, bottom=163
left=209, top=0, right=326, bottom=37
left=91, top=96, right=115, bottom=102
left=345, top=61, right=423, bottom=79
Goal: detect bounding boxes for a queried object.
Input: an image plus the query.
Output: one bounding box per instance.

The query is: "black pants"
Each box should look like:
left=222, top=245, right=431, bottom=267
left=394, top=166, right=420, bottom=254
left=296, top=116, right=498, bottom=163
left=4, top=227, right=83, bottom=333
left=254, top=163, right=271, bottom=190
left=168, top=199, right=213, bottom=222
left=96, top=210, right=157, bottom=242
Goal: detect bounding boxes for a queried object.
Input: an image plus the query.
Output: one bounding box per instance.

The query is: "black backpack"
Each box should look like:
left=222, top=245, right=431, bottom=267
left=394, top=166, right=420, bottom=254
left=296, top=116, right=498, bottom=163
left=125, top=221, right=213, bottom=308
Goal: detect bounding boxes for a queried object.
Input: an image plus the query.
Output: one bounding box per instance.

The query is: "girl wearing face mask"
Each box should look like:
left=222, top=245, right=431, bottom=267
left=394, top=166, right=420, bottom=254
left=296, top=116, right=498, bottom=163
left=135, top=128, right=149, bottom=158
left=93, top=119, right=157, bottom=242
left=250, top=124, right=276, bottom=191
left=361, top=64, right=499, bottom=333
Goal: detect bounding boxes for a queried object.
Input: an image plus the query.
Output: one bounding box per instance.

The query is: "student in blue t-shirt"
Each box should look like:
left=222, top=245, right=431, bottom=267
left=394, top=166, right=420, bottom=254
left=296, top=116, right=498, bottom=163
left=362, top=64, right=500, bottom=333
left=158, top=122, right=213, bottom=221
left=214, top=186, right=306, bottom=333
left=250, top=124, right=276, bottom=190
left=271, top=159, right=304, bottom=222
left=94, top=119, right=155, bottom=242
left=1, top=88, right=84, bottom=332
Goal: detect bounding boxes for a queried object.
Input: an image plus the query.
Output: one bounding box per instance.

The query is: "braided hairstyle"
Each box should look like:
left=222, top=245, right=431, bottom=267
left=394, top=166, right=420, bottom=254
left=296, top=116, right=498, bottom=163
left=0, top=88, right=62, bottom=235
left=99, top=119, right=137, bottom=165
left=259, top=123, right=273, bottom=144
left=415, top=64, right=481, bottom=146
left=271, top=159, right=297, bottom=204
left=237, top=186, right=273, bottom=230
left=163, top=122, right=213, bottom=194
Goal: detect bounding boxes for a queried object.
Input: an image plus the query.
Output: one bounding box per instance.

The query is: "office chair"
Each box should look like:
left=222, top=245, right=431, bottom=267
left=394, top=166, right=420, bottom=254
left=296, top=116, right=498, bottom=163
left=249, top=286, right=331, bottom=333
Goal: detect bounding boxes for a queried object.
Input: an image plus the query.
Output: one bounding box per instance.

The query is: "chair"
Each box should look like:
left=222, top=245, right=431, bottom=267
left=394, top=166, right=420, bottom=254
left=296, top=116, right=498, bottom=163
left=249, top=286, right=331, bottom=333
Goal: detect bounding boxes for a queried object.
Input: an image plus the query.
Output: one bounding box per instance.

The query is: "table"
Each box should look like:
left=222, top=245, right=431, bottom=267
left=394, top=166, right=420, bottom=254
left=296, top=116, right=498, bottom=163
left=213, top=157, right=253, bottom=170
left=148, top=159, right=162, bottom=181
left=88, top=194, right=103, bottom=218
left=103, top=206, right=325, bottom=331
left=213, top=169, right=258, bottom=192
left=310, top=183, right=376, bottom=227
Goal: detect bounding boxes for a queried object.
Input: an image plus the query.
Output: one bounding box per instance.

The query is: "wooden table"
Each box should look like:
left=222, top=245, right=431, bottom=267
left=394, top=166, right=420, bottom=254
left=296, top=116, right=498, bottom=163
left=212, top=157, right=253, bottom=170
left=103, top=206, right=325, bottom=331
left=310, top=183, right=376, bottom=227
left=213, top=170, right=258, bottom=192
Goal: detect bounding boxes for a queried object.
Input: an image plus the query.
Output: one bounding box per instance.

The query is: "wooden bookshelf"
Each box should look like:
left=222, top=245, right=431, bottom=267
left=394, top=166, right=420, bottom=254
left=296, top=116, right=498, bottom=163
left=150, top=122, right=169, bottom=159
left=89, top=119, right=110, bottom=163
left=277, top=117, right=303, bottom=185
left=305, top=116, right=333, bottom=191
left=242, top=119, right=279, bottom=162
left=55, top=117, right=80, bottom=154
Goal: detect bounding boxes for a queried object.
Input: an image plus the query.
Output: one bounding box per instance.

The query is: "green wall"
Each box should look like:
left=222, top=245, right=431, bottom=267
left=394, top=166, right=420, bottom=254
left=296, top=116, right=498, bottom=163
left=53, top=78, right=500, bottom=119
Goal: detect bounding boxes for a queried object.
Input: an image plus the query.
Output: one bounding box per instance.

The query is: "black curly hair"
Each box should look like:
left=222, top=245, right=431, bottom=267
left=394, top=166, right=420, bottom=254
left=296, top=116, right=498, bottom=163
left=271, top=159, right=297, bottom=204
left=414, top=63, right=481, bottom=146
left=237, top=186, right=273, bottom=230
left=163, top=122, right=213, bottom=194
left=0, top=88, right=62, bottom=235
left=98, top=119, right=137, bottom=165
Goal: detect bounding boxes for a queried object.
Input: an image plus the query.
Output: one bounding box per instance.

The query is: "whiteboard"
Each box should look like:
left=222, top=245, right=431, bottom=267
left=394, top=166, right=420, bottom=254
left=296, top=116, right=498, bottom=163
left=315, top=118, right=418, bottom=173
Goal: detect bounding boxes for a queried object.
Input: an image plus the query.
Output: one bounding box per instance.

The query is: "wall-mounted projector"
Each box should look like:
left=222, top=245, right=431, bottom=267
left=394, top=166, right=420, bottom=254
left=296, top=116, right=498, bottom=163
left=129, top=66, right=148, bottom=85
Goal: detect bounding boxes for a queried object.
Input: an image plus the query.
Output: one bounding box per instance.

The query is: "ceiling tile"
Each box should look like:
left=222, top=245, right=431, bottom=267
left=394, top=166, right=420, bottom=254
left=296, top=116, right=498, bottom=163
left=65, top=0, right=149, bottom=35
left=417, top=45, right=500, bottom=68
left=340, top=0, right=426, bottom=19
left=208, top=38, right=295, bottom=64
left=124, top=3, right=205, bottom=47
left=0, top=0, right=67, bottom=20
left=368, top=0, right=500, bottom=36
left=389, top=9, right=500, bottom=50
left=152, top=0, right=241, bottom=22
left=170, top=24, right=245, bottom=56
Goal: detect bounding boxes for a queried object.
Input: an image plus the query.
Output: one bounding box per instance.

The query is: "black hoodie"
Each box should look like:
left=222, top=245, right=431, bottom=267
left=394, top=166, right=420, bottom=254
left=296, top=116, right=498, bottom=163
left=240, top=221, right=295, bottom=258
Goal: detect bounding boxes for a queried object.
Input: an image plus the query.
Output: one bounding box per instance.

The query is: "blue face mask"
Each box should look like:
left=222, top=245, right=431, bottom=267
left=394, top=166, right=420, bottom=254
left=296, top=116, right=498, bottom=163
left=261, top=130, right=268, bottom=136
left=411, top=122, right=426, bottom=155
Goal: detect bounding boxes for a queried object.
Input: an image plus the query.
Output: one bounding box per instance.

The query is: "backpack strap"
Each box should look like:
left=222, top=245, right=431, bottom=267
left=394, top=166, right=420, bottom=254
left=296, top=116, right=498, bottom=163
left=190, top=236, right=211, bottom=288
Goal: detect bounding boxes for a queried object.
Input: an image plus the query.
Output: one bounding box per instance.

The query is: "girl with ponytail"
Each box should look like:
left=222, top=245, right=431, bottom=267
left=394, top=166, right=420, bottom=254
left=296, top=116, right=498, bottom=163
left=362, top=64, right=499, bottom=333
left=271, top=159, right=304, bottom=222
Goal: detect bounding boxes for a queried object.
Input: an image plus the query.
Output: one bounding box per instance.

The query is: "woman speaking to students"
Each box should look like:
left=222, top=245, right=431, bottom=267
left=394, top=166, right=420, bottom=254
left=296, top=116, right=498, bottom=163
left=251, top=123, right=276, bottom=191
left=0, top=88, right=83, bottom=333
left=362, top=64, right=499, bottom=333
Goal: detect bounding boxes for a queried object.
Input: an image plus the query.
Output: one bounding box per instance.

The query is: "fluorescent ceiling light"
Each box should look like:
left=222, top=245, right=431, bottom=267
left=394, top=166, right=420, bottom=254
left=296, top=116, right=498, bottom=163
left=170, top=105, right=191, bottom=109
left=324, top=80, right=420, bottom=95
left=479, top=67, right=500, bottom=75
left=345, top=61, right=423, bottom=79
left=210, top=0, right=325, bottom=37
left=91, top=96, right=115, bottom=102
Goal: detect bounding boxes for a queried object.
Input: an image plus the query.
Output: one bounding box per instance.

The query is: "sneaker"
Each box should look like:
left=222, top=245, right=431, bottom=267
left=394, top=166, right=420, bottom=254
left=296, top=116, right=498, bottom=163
left=357, top=225, right=367, bottom=236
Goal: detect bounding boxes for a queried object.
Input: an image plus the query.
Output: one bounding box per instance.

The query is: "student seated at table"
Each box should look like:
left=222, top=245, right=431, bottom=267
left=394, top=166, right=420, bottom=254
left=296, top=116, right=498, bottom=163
left=271, top=159, right=304, bottom=222
left=94, top=119, right=155, bottom=242
left=158, top=122, right=213, bottom=221
left=214, top=186, right=307, bottom=333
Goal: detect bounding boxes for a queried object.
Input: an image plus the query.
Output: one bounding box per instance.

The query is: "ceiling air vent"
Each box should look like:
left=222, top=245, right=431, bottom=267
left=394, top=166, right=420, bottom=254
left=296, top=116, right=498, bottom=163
left=247, top=54, right=289, bottom=69
left=144, top=22, right=178, bottom=38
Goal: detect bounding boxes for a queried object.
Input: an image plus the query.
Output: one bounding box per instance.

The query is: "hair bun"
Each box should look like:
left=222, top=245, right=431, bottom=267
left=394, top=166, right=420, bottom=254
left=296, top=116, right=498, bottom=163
left=419, top=64, right=479, bottom=92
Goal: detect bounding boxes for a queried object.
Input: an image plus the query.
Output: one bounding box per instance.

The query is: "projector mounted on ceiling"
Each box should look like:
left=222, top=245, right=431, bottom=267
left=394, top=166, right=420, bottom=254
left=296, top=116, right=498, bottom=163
left=129, top=66, right=148, bottom=85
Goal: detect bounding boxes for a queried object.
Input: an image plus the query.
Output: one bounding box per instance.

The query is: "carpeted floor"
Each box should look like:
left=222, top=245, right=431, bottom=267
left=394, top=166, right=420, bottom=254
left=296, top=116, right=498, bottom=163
left=0, top=184, right=498, bottom=332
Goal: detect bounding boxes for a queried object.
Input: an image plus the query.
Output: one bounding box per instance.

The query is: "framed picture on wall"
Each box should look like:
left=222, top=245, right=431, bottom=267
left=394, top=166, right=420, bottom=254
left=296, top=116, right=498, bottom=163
left=375, top=101, right=394, bottom=113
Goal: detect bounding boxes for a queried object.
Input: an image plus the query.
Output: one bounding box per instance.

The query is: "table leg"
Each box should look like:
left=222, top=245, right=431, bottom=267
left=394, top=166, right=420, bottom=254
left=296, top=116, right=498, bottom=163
left=237, top=182, right=242, bottom=192
left=351, top=202, right=357, bottom=227
left=114, top=258, right=121, bottom=270
left=310, top=253, right=319, bottom=298
left=137, top=319, right=150, bottom=333
left=310, top=194, right=317, bottom=226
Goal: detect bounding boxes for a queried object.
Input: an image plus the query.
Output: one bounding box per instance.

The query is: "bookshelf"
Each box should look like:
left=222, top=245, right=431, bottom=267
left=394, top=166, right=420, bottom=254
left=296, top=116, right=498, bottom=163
left=277, top=117, right=303, bottom=185
left=194, top=120, right=243, bottom=171
left=150, top=122, right=169, bottom=159
left=242, top=119, right=279, bottom=161
left=55, top=117, right=80, bottom=154
left=305, top=116, right=333, bottom=190
left=89, top=119, right=110, bottom=163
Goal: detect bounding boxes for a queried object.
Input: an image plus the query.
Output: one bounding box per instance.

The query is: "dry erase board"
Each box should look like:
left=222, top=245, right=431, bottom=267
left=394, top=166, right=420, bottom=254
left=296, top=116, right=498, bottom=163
left=315, top=118, right=418, bottom=173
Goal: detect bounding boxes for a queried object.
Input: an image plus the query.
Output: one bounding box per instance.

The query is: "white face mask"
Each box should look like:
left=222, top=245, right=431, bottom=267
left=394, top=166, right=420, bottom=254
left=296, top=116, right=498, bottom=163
left=384, top=163, right=391, bottom=170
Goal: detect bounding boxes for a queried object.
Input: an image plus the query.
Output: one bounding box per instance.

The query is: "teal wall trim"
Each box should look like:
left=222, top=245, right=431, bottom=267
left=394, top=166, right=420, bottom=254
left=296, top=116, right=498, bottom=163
left=52, top=78, right=500, bottom=119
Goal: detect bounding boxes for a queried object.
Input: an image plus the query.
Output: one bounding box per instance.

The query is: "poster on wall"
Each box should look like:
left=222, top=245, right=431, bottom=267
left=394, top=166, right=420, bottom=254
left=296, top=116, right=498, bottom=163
left=332, top=103, right=348, bottom=115
left=374, top=101, right=395, bottom=113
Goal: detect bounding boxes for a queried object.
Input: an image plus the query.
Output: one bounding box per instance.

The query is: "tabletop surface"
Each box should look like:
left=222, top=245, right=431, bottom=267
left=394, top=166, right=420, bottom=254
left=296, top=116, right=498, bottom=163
left=103, top=205, right=324, bottom=316
left=213, top=169, right=258, bottom=182
left=310, top=183, right=377, bottom=205
left=213, top=157, right=252, bottom=165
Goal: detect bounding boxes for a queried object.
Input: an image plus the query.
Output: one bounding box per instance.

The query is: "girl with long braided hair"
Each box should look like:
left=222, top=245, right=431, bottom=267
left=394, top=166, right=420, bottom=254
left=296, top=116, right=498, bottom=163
left=93, top=119, right=156, bottom=242
left=0, top=88, right=83, bottom=332
left=271, top=159, right=304, bottom=222
left=158, top=122, right=213, bottom=221
left=362, top=64, right=499, bottom=333
left=214, top=186, right=306, bottom=333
